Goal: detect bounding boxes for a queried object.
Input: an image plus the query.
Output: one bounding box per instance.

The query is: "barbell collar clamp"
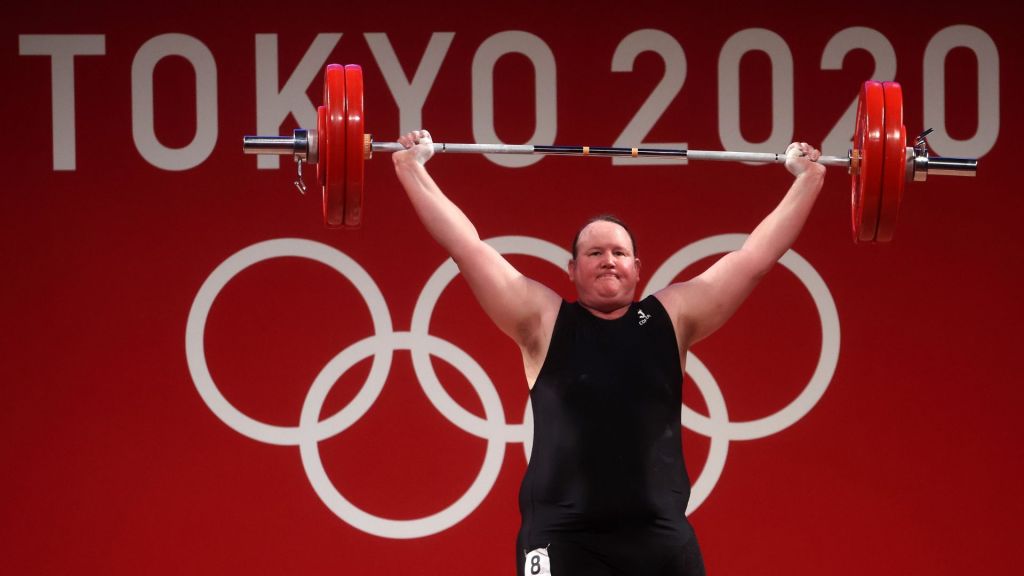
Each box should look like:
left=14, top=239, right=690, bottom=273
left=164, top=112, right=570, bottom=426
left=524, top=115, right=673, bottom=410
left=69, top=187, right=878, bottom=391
left=907, top=145, right=978, bottom=183
left=242, top=129, right=318, bottom=163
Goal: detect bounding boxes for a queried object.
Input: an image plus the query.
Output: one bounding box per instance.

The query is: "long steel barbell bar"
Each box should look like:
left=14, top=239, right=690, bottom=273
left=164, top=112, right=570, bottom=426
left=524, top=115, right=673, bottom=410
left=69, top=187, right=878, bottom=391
left=242, top=66, right=981, bottom=240
left=243, top=132, right=978, bottom=177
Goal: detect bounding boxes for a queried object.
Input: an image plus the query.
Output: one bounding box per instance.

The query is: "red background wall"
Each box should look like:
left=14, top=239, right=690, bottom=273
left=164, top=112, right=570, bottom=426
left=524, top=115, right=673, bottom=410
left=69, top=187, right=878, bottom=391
left=4, top=1, right=1021, bottom=574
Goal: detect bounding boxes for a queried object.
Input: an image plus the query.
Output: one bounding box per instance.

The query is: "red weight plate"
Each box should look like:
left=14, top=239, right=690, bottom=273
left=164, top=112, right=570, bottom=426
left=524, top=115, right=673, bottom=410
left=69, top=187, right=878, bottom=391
left=851, top=81, right=885, bottom=243
left=875, top=81, right=906, bottom=242
left=316, top=105, right=326, bottom=186
left=322, top=64, right=347, bottom=228
left=343, top=64, right=365, bottom=229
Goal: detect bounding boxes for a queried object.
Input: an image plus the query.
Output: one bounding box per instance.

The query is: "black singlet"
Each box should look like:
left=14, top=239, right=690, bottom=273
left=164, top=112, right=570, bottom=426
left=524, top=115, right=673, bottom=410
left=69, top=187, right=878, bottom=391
left=516, top=296, right=705, bottom=576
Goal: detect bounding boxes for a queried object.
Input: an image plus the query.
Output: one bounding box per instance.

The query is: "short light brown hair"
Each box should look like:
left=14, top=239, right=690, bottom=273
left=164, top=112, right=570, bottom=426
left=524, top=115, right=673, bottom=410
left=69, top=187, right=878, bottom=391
left=571, top=214, right=638, bottom=259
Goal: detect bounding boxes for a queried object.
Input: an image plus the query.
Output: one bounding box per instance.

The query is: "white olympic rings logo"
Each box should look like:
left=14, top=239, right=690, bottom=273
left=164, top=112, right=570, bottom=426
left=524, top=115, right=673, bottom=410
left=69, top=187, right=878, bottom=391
left=185, top=235, right=840, bottom=540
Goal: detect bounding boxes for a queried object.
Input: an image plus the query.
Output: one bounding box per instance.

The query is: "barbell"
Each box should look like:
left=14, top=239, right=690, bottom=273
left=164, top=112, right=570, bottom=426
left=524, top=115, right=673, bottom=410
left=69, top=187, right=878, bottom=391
left=243, top=63, right=978, bottom=242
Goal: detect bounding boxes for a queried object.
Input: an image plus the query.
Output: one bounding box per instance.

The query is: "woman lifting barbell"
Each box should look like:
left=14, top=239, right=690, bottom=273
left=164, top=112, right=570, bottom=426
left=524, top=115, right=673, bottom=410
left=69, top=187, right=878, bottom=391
left=392, top=128, right=825, bottom=576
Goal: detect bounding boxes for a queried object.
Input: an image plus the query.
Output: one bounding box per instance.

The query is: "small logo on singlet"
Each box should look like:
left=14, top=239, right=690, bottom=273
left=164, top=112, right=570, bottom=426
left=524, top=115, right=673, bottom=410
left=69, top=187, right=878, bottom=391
left=637, top=308, right=651, bottom=326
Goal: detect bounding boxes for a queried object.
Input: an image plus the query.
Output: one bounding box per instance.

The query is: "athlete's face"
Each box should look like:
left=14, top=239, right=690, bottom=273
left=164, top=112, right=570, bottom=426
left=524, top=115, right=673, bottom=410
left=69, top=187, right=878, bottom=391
left=568, top=220, right=641, bottom=312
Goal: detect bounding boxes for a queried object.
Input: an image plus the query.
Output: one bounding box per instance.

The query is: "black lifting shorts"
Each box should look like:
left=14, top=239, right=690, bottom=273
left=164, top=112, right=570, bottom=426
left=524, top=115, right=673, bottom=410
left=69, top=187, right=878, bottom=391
left=517, top=535, right=706, bottom=576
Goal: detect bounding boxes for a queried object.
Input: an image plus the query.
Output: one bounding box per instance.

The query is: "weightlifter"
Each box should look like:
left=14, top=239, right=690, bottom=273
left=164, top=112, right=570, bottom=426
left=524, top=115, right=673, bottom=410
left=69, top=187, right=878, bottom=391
left=392, top=129, right=825, bottom=576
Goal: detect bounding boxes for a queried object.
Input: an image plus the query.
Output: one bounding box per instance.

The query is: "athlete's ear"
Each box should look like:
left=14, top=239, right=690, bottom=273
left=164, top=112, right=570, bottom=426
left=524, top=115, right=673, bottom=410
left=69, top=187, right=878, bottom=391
left=567, top=258, right=577, bottom=281
left=635, top=257, right=641, bottom=277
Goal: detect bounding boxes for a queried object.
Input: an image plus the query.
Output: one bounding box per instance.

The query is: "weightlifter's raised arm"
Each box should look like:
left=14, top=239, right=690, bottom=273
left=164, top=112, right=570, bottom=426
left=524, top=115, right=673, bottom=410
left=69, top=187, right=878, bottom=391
left=655, top=142, right=827, bottom=348
left=392, top=130, right=560, bottom=373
